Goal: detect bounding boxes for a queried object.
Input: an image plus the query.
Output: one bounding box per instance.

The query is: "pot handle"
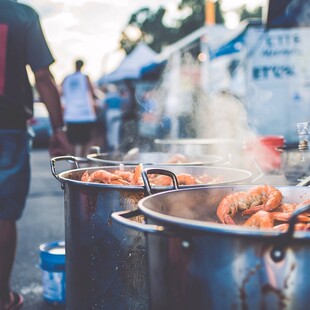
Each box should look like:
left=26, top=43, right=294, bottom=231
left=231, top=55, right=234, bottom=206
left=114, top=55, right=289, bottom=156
left=271, top=201, right=310, bottom=262
left=111, top=209, right=166, bottom=234
left=50, top=156, right=81, bottom=183
left=141, top=168, right=180, bottom=195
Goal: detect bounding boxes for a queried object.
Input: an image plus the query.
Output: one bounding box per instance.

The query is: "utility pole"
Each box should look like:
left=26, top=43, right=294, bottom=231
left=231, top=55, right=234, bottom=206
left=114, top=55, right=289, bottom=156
left=205, top=0, right=216, bottom=25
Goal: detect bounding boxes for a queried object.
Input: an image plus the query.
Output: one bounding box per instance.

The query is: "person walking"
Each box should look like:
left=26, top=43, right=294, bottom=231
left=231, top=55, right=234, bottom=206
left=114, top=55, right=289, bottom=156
left=61, top=59, right=97, bottom=157
left=0, top=1, right=70, bottom=309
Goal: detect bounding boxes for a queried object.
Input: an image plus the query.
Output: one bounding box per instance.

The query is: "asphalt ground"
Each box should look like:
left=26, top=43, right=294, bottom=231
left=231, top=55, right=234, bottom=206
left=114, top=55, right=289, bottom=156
left=11, top=148, right=67, bottom=310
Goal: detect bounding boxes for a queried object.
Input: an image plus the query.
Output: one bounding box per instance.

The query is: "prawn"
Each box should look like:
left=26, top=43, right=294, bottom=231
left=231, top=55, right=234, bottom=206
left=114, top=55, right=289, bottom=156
left=242, top=210, right=293, bottom=229
left=150, top=173, right=199, bottom=186
left=241, top=185, right=282, bottom=215
left=131, top=163, right=143, bottom=185
left=87, top=169, right=125, bottom=184
left=243, top=199, right=310, bottom=230
left=217, top=185, right=282, bottom=224
left=114, top=170, right=133, bottom=183
left=167, top=153, right=188, bottom=163
left=217, top=191, right=256, bottom=224
left=242, top=211, right=275, bottom=229
left=81, top=170, right=90, bottom=182
left=176, top=173, right=198, bottom=185
left=151, top=175, right=172, bottom=186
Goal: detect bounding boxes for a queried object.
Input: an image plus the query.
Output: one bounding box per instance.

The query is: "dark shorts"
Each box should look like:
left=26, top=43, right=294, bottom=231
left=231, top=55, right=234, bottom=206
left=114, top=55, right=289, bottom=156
left=0, top=130, right=30, bottom=220
left=66, top=122, right=94, bottom=145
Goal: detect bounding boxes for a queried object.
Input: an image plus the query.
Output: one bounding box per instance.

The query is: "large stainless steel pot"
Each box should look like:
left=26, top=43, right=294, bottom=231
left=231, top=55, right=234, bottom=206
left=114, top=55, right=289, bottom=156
left=87, top=149, right=223, bottom=166
left=112, top=183, right=310, bottom=310
left=154, top=138, right=245, bottom=168
left=51, top=158, right=151, bottom=310
left=50, top=157, right=252, bottom=310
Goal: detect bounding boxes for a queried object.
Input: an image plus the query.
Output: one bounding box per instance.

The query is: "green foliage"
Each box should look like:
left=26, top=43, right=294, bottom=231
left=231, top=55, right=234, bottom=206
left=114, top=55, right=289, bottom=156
left=119, top=0, right=225, bottom=55
left=239, top=5, right=263, bottom=23
left=119, top=1, right=264, bottom=56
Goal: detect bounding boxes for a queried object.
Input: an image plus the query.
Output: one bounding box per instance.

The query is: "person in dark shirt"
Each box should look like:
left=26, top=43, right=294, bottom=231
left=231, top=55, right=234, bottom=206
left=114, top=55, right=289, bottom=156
left=0, top=1, right=70, bottom=308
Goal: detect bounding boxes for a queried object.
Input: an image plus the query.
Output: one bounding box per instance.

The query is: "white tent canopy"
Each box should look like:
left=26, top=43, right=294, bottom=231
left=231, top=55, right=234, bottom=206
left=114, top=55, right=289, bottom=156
left=98, top=43, right=158, bottom=85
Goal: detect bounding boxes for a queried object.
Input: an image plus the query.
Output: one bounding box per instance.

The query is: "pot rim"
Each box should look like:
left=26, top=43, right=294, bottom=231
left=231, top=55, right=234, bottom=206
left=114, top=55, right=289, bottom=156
left=57, top=165, right=253, bottom=189
left=86, top=152, right=223, bottom=166
left=137, top=185, right=310, bottom=239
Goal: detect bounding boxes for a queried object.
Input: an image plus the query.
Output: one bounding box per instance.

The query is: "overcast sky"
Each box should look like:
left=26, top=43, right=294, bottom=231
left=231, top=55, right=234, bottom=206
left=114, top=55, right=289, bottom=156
left=18, top=0, right=265, bottom=84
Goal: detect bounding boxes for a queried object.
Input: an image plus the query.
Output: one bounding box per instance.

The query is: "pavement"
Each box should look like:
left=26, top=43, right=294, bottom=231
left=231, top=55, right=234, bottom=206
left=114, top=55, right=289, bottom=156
left=11, top=148, right=66, bottom=310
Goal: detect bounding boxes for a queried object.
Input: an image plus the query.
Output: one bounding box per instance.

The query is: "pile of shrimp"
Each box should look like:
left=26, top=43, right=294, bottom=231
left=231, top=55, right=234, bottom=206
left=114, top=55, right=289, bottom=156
left=216, top=185, right=310, bottom=231
left=81, top=164, right=144, bottom=185
left=80, top=164, right=225, bottom=186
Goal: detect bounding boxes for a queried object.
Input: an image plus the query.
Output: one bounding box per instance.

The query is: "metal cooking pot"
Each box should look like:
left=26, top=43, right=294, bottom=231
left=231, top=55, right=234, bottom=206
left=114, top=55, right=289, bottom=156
left=87, top=147, right=223, bottom=166
left=51, top=157, right=151, bottom=310
left=50, top=157, right=252, bottom=310
left=154, top=138, right=245, bottom=168
left=112, top=183, right=310, bottom=310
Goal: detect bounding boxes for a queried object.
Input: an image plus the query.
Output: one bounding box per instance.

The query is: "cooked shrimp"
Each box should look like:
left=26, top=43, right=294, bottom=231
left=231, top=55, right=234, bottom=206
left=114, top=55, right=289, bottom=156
left=110, top=179, right=131, bottom=185
left=167, top=154, right=188, bottom=163
left=152, top=175, right=172, bottom=186
left=87, top=170, right=123, bottom=184
left=217, top=185, right=282, bottom=224
left=150, top=173, right=198, bottom=186
left=131, top=163, right=143, bottom=185
left=176, top=173, right=198, bottom=185
left=278, top=203, right=298, bottom=213
left=81, top=170, right=90, bottom=182
left=114, top=170, right=133, bottom=182
left=198, top=175, right=223, bottom=184
left=243, top=211, right=275, bottom=229
left=217, top=191, right=255, bottom=224
left=242, top=185, right=282, bottom=215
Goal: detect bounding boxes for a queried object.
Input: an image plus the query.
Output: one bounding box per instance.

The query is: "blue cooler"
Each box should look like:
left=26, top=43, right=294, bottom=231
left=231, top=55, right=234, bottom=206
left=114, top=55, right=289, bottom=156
left=39, top=240, right=66, bottom=304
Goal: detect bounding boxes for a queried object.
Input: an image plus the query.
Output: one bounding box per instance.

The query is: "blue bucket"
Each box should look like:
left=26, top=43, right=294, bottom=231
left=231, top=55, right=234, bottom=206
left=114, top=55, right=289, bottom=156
left=39, top=240, right=66, bottom=304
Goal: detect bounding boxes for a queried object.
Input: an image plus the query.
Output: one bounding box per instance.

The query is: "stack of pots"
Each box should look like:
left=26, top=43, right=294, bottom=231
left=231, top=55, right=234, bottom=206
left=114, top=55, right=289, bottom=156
left=51, top=156, right=252, bottom=309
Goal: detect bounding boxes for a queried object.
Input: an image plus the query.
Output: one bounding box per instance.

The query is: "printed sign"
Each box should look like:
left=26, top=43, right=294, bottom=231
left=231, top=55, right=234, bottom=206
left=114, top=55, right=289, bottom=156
left=245, top=27, right=310, bottom=144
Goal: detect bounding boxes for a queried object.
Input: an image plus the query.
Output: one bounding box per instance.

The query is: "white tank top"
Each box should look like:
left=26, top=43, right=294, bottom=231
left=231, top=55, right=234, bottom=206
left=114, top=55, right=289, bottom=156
left=62, top=72, right=96, bottom=122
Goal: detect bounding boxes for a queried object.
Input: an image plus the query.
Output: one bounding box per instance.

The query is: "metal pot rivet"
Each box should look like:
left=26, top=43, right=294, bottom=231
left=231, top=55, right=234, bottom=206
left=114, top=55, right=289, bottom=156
left=182, top=240, right=190, bottom=248
left=271, top=247, right=285, bottom=262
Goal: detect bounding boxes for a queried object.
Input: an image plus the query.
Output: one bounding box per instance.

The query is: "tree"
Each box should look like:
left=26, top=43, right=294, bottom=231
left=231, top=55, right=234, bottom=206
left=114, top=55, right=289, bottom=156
left=239, top=5, right=263, bottom=22
left=119, top=0, right=224, bottom=55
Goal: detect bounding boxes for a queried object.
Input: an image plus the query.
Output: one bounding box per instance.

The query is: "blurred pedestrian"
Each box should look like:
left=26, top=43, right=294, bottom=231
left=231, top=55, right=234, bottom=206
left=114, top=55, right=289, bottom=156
left=60, top=59, right=97, bottom=157
left=103, top=84, right=123, bottom=152
left=0, top=1, right=70, bottom=309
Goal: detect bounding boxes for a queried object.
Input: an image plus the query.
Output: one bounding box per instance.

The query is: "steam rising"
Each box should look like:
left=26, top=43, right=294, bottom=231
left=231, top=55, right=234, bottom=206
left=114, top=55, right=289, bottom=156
left=144, top=53, right=256, bottom=166
left=138, top=52, right=291, bottom=184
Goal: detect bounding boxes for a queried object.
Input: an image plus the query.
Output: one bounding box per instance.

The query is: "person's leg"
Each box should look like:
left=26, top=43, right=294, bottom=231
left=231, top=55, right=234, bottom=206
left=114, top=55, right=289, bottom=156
left=0, top=220, right=16, bottom=309
left=80, top=123, right=94, bottom=158
left=65, top=123, right=78, bottom=156
left=0, top=130, right=29, bottom=310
